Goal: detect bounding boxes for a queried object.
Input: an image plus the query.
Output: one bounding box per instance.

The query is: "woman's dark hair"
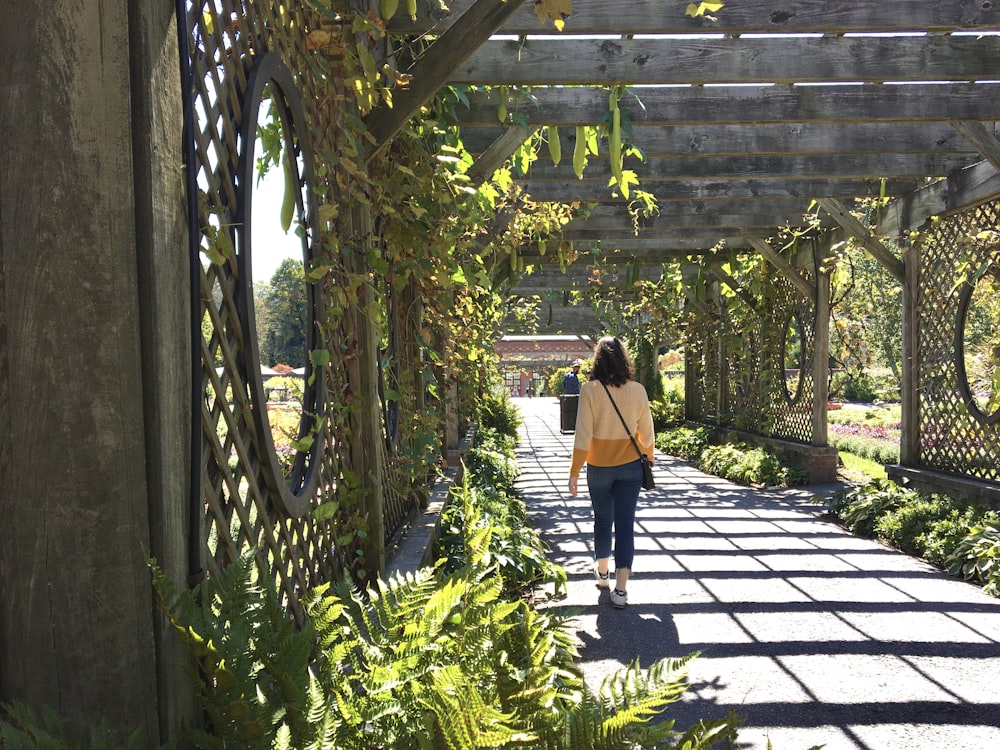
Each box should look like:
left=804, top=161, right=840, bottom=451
left=589, top=336, right=634, bottom=387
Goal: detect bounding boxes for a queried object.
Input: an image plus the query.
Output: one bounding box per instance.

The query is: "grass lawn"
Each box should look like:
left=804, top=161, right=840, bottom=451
left=829, top=401, right=898, bottom=482
left=837, top=450, right=887, bottom=482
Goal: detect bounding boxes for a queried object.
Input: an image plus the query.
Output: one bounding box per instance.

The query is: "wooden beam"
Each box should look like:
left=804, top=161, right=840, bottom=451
left=950, top=119, right=1000, bottom=173
left=745, top=236, right=816, bottom=303
left=521, top=177, right=918, bottom=203
left=563, top=211, right=829, bottom=233
left=521, top=153, right=974, bottom=182
left=562, top=213, right=833, bottom=238
left=392, top=0, right=1000, bottom=36
left=451, top=36, right=1000, bottom=86
left=461, top=121, right=993, bottom=158
left=455, top=84, right=1000, bottom=127
left=364, top=0, right=528, bottom=159
left=815, top=197, right=905, bottom=283
left=876, top=159, right=1000, bottom=237
left=467, top=124, right=529, bottom=184
left=681, top=285, right=714, bottom=317
left=710, top=267, right=758, bottom=311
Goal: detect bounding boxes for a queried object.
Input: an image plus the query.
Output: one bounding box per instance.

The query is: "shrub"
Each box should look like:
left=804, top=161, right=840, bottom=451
left=841, top=371, right=878, bottom=402
left=476, top=386, right=522, bottom=438
left=948, top=517, right=1000, bottom=596
left=827, top=480, right=913, bottom=537
left=921, top=506, right=993, bottom=567
left=875, top=493, right=965, bottom=556
left=656, top=425, right=712, bottom=461
left=697, top=443, right=807, bottom=487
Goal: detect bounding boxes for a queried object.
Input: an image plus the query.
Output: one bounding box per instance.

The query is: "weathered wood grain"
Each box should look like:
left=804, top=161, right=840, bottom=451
left=392, top=0, right=1000, bottom=36
left=520, top=177, right=919, bottom=202
left=461, top=121, right=994, bottom=158
left=452, top=35, right=1000, bottom=86
left=522, top=153, right=975, bottom=182
left=455, top=84, right=1000, bottom=127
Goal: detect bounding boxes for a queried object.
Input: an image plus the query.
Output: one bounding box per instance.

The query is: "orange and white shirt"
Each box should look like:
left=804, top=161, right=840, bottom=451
left=570, top=380, right=654, bottom=477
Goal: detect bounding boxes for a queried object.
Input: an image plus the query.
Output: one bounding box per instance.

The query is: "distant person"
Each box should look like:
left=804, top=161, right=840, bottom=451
left=563, top=359, right=583, bottom=395
left=567, top=337, right=654, bottom=609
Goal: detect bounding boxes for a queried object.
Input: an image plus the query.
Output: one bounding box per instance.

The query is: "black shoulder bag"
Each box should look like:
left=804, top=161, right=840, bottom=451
left=601, top=383, right=655, bottom=490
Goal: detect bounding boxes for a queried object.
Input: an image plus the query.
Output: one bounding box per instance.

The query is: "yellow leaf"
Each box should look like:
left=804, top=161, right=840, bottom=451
left=686, top=1, right=724, bottom=18
left=306, top=29, right=333, bottom=49
left=533, top=0, right=572, bottom=30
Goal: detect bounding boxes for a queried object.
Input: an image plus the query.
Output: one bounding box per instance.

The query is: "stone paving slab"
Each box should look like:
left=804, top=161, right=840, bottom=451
left=513, top=398, right=1000, bottom=750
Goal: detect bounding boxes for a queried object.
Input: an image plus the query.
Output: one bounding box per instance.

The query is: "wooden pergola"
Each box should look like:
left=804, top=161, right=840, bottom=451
left=367, top=0, right=1000, bottom=490
left=368, top=0, right=1000, bottom=276
left=7, top=1, right=1000, bottom=737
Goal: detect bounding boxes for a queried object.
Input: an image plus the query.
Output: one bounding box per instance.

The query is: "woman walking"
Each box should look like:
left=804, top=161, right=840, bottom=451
left=567, top=336, right=654, bottom=608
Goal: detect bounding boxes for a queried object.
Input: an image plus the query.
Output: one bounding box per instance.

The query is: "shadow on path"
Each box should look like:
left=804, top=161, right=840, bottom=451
left=514, top=398, right=1000, bottom=750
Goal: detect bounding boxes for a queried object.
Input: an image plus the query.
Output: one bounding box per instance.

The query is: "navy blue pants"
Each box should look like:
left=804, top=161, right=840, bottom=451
left=586, top=458, right=642, bottom=570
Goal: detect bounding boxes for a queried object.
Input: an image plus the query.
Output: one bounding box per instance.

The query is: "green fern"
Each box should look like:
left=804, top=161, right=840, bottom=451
left=151, top=439, right=739, bottom=749
left=0, top=702, right=146, bottom=750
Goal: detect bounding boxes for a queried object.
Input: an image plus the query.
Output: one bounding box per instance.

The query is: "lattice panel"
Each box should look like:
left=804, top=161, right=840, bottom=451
left=182, top=0, right=357, bottom=617
left=686, top=295, right=722, bottom=424
left=723, top=318, right=765, bottom=433
left=917, top=200, right=1000, bottom=480
left=687, top=268, right=817, bottom=446
left=759, top=273, right=817, bottom=444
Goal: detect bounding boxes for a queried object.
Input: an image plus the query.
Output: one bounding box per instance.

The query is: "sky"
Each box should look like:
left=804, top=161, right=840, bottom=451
left=250, top=165, right=302, bottom=284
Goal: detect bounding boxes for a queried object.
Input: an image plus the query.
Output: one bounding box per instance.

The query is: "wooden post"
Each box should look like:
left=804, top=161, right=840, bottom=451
left=714, top=281, right=726, bottom=424
left=900, top=243, right=921, bottom=465
left=0, top=0, right=165, bottom=736
left=812, top=268, right=831, bottom=447
left=348, top=206, right=387, bottom=582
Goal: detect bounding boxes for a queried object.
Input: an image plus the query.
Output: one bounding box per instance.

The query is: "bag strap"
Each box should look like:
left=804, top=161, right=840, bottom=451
left=601, top=382, right=645, bottom=461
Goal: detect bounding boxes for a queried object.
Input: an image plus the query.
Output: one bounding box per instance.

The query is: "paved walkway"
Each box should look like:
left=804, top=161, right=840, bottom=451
left=513, top=397, right=1000, bottom=750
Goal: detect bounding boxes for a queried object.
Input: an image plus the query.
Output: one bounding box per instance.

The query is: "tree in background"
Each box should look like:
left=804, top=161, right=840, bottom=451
left=254, top=257, right=307, bottom=368
left=830, top=239, right=903, bottom=384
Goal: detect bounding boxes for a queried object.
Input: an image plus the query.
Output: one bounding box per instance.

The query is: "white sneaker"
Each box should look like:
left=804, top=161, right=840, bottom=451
left=594, top=567, right=611, bottom=589
left=611, top=589, right=628, bottom=608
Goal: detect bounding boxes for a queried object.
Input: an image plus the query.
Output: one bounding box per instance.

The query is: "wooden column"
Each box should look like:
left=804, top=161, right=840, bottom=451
left=0, top=0, right=163, bottom=736
left=347, top=206, right=387, bottom=581
left=714, top=282, right=726, bottom=425
left=900, top=244, right=921, bottom=465
left=812, top=269, right=831, bottom=447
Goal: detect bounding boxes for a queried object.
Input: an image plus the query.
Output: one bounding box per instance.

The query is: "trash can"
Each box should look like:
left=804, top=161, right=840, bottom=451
left=559, top=394, right=579, bottom=433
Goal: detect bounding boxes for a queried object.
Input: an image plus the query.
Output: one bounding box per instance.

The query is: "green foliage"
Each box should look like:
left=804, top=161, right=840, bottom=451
left=650, top=376, right=685, bottom=430
left=828, top=432, right=899, bottom=465
left=656, top=425, right=712, bottom=462
left=836, top=450, right=887, bottom=483
left=875, top=493, right=968, bottom=557
left=475, top=386, right=522, bottom=438
left=437, top=448, right=564, bottom=599
left=697, top=443, right=808, bottom=487
left=0, top=704, right=145, bottom=750
left=948, top=518, right=1000, bottom=596
left=921, top=506, right=994, bottom=567
left=822, top=480, right=1000, bottom=597
left=151, top=468, right=736, bottom=749
left=840, top=371, right=878, bottom=402
left=827, top=480, right=912, bottom=537
left=253, top=258, right=307, bottom=369
left=151, top=554, right=318, bottom=750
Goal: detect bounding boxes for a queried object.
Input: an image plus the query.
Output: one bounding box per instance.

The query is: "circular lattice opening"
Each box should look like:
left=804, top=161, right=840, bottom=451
left=236, top=53, right=326, bottom=517
left=955, top=265, right=1000, bottom=425
left=782, top=311, right=804, bottom=404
